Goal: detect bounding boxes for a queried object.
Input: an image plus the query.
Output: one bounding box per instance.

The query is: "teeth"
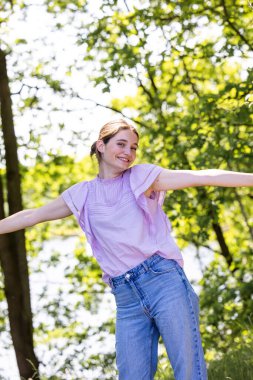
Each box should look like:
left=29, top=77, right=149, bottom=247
left=118, top=157, right=129, bottom=162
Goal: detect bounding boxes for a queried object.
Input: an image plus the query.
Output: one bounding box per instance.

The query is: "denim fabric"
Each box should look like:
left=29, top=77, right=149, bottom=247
left=109, top=254, right=207, bottom=380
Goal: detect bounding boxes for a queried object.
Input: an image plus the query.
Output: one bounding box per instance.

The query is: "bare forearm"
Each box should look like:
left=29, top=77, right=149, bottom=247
left=0, top=196, right=72, bottom=234
left=154, top=168, right=253, bottom=191
left=0, top=209, right=36, bottom=234
left=0, top=197, right=72, bottom=235
left=198, top=169, right=253, bottom=187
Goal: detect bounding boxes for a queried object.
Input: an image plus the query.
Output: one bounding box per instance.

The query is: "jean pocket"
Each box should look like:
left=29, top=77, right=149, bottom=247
left=149, top=258, right=177, bottom=274
left=110, top=282, right=128, bottom=296
left=110, top=285, right=121, bottom=295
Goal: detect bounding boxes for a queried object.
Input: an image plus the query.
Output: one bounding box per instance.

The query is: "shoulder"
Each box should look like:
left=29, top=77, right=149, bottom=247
left=63, top=179, right=89, bottom=193
left=130, top=163, right=161, bottom=173
left=61, top=179, right=90, bottom=205
left=129, top=163, right=164, bottom=197
left=130, top=164, right=163, bottom=180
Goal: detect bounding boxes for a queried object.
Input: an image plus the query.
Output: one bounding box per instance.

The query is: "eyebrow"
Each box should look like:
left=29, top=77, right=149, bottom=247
left=116, top=139, right=139, bottom=146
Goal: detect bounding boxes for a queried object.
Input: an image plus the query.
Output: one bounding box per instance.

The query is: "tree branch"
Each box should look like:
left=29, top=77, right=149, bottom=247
left=123, top=0, right=130, bottom=12
left=221, top=0, right=253, bottom=50
left=182, top=58, right=200, bottom=98
left=75, top=94, right=150, bottom=129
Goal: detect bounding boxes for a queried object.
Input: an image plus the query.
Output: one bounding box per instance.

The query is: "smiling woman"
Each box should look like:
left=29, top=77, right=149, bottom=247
left=90, top=119, right=139, bottom=165
left=0, top=118, right=253, bottom=380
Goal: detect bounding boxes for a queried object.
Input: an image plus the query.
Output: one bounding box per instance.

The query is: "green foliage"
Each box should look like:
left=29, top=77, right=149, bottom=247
left=45, top=0, right=88, bottom=13
left=200, top=254, right=253, bottom=353
left=65, top=236, right=107, bottom=312
left=155, top=345, right=175, bottom=379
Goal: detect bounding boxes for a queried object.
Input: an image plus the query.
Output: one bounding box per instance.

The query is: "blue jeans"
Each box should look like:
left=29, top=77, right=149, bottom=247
left=109, top=254, right=207, bottom=380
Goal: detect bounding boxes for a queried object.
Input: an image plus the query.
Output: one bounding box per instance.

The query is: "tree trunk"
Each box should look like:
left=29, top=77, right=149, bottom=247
left=0, top=49, right=39, bottom=379
left=212, top=222, right=233, bottom=267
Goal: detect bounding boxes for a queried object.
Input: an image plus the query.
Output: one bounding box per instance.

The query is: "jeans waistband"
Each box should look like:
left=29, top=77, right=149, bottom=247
left=109, top=253, right=165, bottom=289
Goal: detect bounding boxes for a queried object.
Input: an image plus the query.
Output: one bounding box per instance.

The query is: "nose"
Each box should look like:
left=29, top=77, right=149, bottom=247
left=124, top=146, right=133, bottom=155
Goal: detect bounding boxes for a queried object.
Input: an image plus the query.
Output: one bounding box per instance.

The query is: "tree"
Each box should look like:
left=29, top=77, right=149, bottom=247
left=0, top=47, right=40, bottom=378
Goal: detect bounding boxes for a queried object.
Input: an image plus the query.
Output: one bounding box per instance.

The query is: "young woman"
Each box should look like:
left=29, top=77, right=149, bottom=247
left=1, top=119, right=253, bottom=380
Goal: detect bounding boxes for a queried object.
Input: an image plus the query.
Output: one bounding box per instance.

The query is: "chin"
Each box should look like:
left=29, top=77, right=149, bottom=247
left=116, top=160, right=131, bottom=167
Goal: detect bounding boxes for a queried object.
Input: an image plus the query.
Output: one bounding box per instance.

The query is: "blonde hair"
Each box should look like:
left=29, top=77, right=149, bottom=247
left=90, top=119, right=139, bottom=162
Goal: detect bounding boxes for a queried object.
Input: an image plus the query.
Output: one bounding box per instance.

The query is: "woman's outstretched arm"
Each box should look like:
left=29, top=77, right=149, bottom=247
left=151, top=169, right=253, bottom=191
left=0, top=196, right=72, bottom=234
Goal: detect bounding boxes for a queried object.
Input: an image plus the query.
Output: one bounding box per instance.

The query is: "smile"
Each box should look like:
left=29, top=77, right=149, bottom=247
left=117, top=157, right=130, bottom=162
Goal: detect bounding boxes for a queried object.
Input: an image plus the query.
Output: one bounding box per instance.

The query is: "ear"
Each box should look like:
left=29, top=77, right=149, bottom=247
left=96, top=139, right=105, bottom=154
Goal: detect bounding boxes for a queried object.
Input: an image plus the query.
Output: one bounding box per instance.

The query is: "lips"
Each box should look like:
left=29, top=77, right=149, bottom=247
left=117, top=157, right=130, bottom=162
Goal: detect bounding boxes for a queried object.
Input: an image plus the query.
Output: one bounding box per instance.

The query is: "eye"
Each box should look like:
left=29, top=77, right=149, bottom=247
left=117, top=143, right=124, bottom=147
left=131, top=147, right=137, bottom=151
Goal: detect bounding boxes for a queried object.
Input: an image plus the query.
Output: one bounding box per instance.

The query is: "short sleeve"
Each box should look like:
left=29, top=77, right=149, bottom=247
left=61, top=181, right=88, bottom=220
left=129, top=164, right=166, bottom=206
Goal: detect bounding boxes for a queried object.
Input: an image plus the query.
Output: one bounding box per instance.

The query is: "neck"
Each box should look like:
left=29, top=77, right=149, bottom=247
left=98, top=163, right=124, bottom=180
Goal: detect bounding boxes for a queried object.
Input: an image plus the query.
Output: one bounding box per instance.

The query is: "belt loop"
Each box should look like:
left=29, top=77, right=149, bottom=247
left=142, top=261, right=149, bottom=271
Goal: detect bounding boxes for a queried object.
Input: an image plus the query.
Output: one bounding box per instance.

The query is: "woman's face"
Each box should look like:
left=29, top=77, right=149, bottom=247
left=97, top=129, right=139, bottom=171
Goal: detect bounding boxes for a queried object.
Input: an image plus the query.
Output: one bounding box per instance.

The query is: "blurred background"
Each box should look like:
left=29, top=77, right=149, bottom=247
left=0, top=0, right=252, bottom=379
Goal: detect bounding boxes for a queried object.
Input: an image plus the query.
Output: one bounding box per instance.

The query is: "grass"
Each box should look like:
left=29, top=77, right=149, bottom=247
left=155, top=341, right=253, bottom=380
left=208, top=342, right=253, bottom=380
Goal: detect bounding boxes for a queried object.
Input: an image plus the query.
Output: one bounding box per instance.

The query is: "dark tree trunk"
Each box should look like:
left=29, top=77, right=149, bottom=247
left=212, top=222, right=233, bottom=267
left=0, top=49, right=40, bottom=379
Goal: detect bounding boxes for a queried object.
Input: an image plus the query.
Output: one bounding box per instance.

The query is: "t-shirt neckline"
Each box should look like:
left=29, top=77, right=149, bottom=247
left=96, top=171, right=125, bottom=184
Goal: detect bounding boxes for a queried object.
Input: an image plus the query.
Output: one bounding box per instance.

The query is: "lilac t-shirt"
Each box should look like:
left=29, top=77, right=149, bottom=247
left=61, top=164, right=183, bottom=284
